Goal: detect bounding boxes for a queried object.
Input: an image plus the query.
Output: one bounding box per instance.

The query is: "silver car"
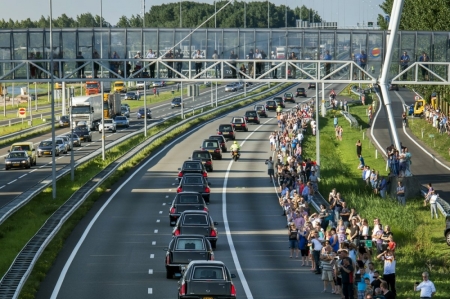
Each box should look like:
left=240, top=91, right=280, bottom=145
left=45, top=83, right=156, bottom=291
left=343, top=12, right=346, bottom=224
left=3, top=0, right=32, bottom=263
left=99, top=119, right=117, bottom=133
left=57, top=135, right=72, bottom=151
left=55, top=138, right=68, bottom=154
left=225, top=84, right=237, bottom=92
left=121, top=106, right=130, bottom=118
left=114, top=116, right=129, bottom=128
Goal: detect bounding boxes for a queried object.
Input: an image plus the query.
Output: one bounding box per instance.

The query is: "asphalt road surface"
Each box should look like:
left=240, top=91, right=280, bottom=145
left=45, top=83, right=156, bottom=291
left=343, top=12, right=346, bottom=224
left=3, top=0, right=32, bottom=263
left=0, top=83, right=260, bottom=208
left=371, top=88, right=450, bottom=202
left=36, top=82, right=348, bottom=299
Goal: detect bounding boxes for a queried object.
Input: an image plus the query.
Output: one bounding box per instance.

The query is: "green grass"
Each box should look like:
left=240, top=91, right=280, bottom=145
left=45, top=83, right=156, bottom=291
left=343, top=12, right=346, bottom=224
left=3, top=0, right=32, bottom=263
left=0, top=83, right=290, bottom=299
left=408, top=117, right=450, bottom=163
left=300, top=87, right=450, bottom=299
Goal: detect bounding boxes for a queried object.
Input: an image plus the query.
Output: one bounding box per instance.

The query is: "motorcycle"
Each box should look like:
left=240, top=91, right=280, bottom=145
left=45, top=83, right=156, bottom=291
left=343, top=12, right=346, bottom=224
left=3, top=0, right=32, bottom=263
left=232, top=150, right=240, bottom=161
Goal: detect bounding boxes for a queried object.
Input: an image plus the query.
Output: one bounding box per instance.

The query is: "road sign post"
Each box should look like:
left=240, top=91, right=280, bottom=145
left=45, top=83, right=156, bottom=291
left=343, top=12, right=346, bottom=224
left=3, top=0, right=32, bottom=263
left=18, top=107, right=26, bottom=118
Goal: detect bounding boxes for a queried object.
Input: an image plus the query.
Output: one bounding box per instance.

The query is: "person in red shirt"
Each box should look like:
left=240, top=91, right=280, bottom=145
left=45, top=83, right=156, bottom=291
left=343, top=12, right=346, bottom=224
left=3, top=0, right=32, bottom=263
left=387, top=235, right=396, bottom=252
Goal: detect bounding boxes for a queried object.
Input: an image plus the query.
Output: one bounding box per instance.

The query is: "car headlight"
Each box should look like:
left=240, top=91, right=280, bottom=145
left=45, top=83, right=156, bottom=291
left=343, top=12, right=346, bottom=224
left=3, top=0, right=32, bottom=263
left=21, top=160, right=27, bottom=163
left=6, top=161, right=11, bottom=164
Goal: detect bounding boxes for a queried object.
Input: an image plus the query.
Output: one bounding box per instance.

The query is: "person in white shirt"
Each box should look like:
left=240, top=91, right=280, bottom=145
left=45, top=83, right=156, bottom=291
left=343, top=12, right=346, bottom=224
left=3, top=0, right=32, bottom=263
left=414, top=271, right=436, bottom=298
left=254, top=48, right=263, bottom=75
left=193, top=50, right=203, bottom=76
left=310, top=231, right=323, bottom=274
left=146, top=49, right=156, bottom=78
left=429, top=191, right=439, bottom=219
left=270, top=51, right=277, bottom=78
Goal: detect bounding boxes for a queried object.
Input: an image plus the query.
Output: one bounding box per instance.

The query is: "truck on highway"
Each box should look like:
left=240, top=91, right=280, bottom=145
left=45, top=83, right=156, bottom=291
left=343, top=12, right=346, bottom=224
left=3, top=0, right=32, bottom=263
left=70, top=95, right=103, bottom=130
left=113, top=81, right=127, bottom=93
left=413, top=95, right=437, bottom=117
left=104, top=93, right=121, bottom=119
left=85, top=81, right=111, bottom=95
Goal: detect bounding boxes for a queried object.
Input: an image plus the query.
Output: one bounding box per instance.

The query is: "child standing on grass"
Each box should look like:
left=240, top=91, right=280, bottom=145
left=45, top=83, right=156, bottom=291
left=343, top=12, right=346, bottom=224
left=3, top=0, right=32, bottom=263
left=387, top=235, right=396, bottom=252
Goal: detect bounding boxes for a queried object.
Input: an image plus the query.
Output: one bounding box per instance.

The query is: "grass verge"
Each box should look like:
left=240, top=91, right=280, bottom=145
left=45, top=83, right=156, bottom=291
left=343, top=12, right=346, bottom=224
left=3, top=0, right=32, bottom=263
left=408, top=117, right=450, bottom=163
left=0, top=83, right=290, bottom=299
left=300, top=87, right=450, bottom=299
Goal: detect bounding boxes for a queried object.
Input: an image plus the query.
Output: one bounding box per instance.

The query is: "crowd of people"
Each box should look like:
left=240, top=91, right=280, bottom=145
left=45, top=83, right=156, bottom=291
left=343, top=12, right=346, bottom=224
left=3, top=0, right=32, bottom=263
left=424, top=103, right=449, bottom=135
left=267, top=109, right=437, bottom=299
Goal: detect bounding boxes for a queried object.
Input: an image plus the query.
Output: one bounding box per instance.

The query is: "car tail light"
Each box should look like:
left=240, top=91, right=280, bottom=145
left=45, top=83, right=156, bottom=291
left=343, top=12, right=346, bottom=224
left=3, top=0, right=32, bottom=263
left=202, top=172, right=208, bottom=178
left=210, top=253, right=214, bottom=261
left=245, top=117, right=248, bottom=120
left=203, top=207, right=209, bottom=212
left=221, top=142, right=225, bottom=147
left=231, top=283, right=236, bottom=297
left=214, top=149, right=220, bottom=153
left=217, top=131, right=222, bottom=135
left=201, top=147, right=206, bottom=151
left=210, top=229, right=217, bottom=237
left=170, top=207, right=176, bottom=214
left=205, top=186, right=210, bottom=193
left=229, top=131, right=234, bottom=135
left=205, top=161, right=212, bottom=165
left=177, top=187, right=182, bottom=193
left=166, top=255, right=170, bottom=265
left=178, top=171, right=183, bottom=178
left=179, top=282, right=186, bottom=296
left=242, top=123, right=246, bottom=127
left=174, top=229, right=181, bottom=236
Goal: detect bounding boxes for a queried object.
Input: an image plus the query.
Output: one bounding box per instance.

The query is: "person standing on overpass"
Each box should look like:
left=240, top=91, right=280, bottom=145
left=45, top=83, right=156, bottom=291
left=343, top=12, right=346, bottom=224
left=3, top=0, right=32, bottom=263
left=400, top=51, right=410, bottom=81
left=324, top=50, right=332, bottom=78
left=356, top=50, right=367, bottom=79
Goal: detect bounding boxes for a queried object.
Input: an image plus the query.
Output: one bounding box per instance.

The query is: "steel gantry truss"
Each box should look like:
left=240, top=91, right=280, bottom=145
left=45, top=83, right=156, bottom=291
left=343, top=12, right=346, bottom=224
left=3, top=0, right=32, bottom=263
left=0, top=58, right=377, bottom=84
left=390, top=62, right=450, bottom=85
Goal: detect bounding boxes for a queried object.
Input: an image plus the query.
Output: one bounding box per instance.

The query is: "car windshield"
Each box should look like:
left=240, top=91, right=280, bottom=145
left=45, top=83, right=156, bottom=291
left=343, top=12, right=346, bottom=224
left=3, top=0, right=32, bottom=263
left=56, top=139, right=63, bottom=144
left=193, top=267, right=224, bottom=280
left=193, top=152, right=210, bottom=159
left=115, top=82, right=124, bottom=87
left=75, top=125, right=88, bottom=131
left=60, top=116, right=69, bottom=121
left=246, top=111, right=257, bottom=116
left=184, top=177, right=203, bottom=184
left=126, top=93, right=134, bottom=96
left=274, top=97, right=282, bottom=101
left=104, top=119, right=113, bottom=123
left=172, top=98, right=181, bottom=103
left=255, top=106, right=263, bottom=110
left=233, top=118, right=243, bottom=123
left=71, top=106, right=90, bottom=114
left=9, top=152, right=26, bottom=158
left=220, top=125, right=232, bottom=131
left=202, top=141, right=218, bottom=148
left=40, top=141, right=52, bottom=147
left=267, top=101, right=275, bottom=105
left=179, top=195, right=201, bottom=204
left=176, top=239, right=205, bottom=250
left=298, top=88, right=305, bottom=91
left=183, top=214, right=208, bottom=225
left=11, top=145, right=30, bottom=151
left=184, top=162, right=201, bottom=169
left=116, top=116, right=126, bottom=121
left=285, top=93, right=293, bottom=96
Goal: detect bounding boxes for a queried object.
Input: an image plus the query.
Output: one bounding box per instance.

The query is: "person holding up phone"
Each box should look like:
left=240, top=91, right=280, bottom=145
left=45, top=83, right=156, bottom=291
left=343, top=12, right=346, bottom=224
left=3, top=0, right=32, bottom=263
left=414, top=272, right=436, bottom=298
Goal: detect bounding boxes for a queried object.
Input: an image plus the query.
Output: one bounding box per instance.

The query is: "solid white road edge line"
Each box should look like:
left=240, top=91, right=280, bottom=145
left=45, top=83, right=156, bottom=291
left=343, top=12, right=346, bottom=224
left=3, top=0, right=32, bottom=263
left=395, top=91, right=450, bottom=172
left=222, top=117, right=273, bottom=299
left=49, top=113, right=223, bottom=299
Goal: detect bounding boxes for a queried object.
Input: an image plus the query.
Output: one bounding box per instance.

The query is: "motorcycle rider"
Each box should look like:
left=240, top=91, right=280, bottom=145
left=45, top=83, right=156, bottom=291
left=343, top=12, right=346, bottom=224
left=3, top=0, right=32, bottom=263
left=230, top=140, right=241, bottom=158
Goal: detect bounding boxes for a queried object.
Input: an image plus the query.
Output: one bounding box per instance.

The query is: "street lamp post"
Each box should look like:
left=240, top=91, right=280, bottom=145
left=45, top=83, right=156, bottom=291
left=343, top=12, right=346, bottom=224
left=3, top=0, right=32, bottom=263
left=180, top=1, right=182, bottom=27
left=49, top=0, right=56, bottom=199
left=144, top=0, right=147, bottom=137
left=100, top=0, right=105, bottom=161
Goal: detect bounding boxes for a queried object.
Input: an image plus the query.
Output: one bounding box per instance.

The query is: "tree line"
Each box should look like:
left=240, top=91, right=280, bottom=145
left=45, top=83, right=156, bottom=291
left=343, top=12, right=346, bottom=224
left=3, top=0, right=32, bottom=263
left=0, top=1, right=322, bottom=29
left=377, top=0, right=450, bottom=103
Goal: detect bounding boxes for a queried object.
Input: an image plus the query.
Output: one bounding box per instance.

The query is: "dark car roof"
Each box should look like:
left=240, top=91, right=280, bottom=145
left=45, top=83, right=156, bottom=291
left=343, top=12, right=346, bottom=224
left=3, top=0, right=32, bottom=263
left=172, top=97, right=182, bottom=102
left=219, top=124, right=233, bottom=128
left=297, top=87, right=305, bottom=90
left=274, top=97, right=283, bottom=100
left=202, top=139, right=219, bottom=146
left=208, top=135, right=225, bottom=140
left=173, top=234, right=208, bottom=239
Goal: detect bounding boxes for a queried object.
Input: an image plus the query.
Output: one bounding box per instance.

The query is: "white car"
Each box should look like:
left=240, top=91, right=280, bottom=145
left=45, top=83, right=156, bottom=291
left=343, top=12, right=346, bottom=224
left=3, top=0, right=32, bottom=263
left=57, top=135, right=72, bottom=151
left=225, top=84, right=237, bottom=92
left=152, top=81, right=165, bottom=87
left=99, top=119, right=117, bottom=133
left=55, top=138, right=68, bottom=154
left=136, top=81, right=150, bottom=89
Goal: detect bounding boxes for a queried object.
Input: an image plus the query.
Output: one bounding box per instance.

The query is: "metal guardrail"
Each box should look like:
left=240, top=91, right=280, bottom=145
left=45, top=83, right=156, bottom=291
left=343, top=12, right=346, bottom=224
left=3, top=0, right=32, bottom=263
left=0, top=82, right=296, bottom=299
left=0, top=121, right=56, bottom=144
left=340, top=110, right=358, bottom=128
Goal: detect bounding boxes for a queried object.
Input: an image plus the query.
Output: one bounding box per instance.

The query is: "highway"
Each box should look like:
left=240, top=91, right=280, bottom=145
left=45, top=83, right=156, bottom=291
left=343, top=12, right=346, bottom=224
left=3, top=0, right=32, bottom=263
left=0, top=83, right=259, bottom=208
left=36, top=82, right=348, bottom=299
left=372, top=88, right=450, bottom=201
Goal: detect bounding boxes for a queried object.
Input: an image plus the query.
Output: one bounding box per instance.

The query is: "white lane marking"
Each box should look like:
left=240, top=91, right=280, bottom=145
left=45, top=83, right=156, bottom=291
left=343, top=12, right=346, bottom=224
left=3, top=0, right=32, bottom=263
left=165, top=195, right=169, bottom=198
left=8, top=179, right=17, bottom=184
left=48, top=91, right=285, bottom=299
left=152, top=241, right=156, bottom=245
left=159, top=211, right=162, bottom=214
left=154, top=229, right=158, bottom=233
left=148, top=288, right=153, bottom=294
left=162, top=203, right=166, bottom=206
left=156, top=219, right=160, bottom=223
left=171, top=183, right=175, bottom=185
left=168, top=189, right=172, bottom=191
left=150, top=254, right=154, bottom=259
left=30, top=169, right=37, bottom=173
left=39, top=165, right=46, bottom=168
left=221, top=117, right=273, bottom=299
left=19, top=174, right=27, bottom=179
left=0, top=185, right=5, bottom=189
left=395, top=91, right=450, bottom=172
left=148, top=269, right=153, bottom=274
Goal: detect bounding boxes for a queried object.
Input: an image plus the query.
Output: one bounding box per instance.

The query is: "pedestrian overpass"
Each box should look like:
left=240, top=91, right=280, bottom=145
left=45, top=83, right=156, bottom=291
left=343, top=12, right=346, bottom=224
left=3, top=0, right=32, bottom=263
left=0, top=28, right=449, bottom=84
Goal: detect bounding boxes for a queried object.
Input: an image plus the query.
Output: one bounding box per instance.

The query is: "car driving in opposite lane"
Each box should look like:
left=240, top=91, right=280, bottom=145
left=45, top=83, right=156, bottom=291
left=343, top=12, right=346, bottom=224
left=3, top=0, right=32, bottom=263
left=164, top=235, right=214, bottom=279
left=308, top=82, right=316, bottom=89
left=169, top=191, right=208, bottom=225
left=37, top=140, right=60, bottom=157
left=114, top=116, right=130, bottom=128
left=4, top=151, right=32, bottom=170
left=231, top=116, right=248, bottom=132
left=177, top=261, right=237, bottom=299
left=245, top=110, right=261, bottom=124
left=217, top=124, right=236, bottom=141
left=125, top=92, right=139, bottom=100
left=201, top=139, right=223, bottom=160
left=59, top=115, right=70, bottom=128
left=171, top=97, right=184, bottom=109
left=265, top=100, right=277, bottom=111
left=284, top=92, right=295, bottom=103
left=208, top=135, right=227, bottom=152
left=173, top=210, right=218, bottom=248
left=254, top=104, right=267, bottom=117
left=191, top=150, right=214, bottom=172
left=178, top=160, right=208, bottom=182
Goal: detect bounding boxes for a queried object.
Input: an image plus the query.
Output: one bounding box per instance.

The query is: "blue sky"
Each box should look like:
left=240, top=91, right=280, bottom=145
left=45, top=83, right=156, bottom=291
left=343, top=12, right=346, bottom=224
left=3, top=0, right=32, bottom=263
left=3, top=0, right=385, bottom=28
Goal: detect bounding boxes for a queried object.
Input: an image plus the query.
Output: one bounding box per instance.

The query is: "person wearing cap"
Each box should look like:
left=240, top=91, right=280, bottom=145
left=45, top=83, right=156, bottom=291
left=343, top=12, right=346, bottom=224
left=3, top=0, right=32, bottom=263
left=270, top=50, right=277, bottom=78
